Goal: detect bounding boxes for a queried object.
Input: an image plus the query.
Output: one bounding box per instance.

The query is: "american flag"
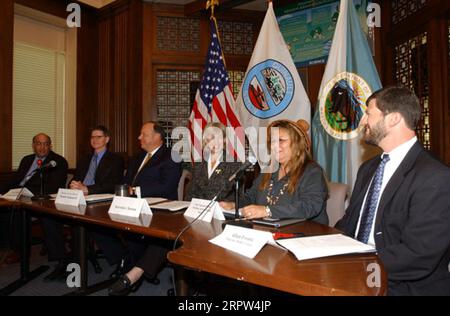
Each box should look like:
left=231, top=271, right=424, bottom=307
left=188, top=20, right=245, bottom=162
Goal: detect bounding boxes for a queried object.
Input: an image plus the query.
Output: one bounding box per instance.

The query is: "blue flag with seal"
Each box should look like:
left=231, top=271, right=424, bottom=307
left=312, top=0, right=382, bottom=190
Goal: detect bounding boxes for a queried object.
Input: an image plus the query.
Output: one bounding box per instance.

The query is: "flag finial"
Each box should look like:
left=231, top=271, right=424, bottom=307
left=206, top=0, right=219, bottom=17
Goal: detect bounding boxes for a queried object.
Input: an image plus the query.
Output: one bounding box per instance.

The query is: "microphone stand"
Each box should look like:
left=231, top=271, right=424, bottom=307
left=221, top=173, right=253, bottom=229
left=31, top=167, right=50, bottom=201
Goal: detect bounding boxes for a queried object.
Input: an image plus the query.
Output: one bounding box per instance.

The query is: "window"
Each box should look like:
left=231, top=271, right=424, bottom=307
left=12, top=5, right=77, bottom=169
left=13, top=43, right=65, bottom=168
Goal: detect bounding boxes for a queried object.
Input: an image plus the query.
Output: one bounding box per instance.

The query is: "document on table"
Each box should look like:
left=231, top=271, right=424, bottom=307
left=276, top=234, right=376, bottom=261
left=144, top=197, right=168, bottom=205
left=85, top=194, right=115, bottom=203
left=151, top=200, right=191, bottom=211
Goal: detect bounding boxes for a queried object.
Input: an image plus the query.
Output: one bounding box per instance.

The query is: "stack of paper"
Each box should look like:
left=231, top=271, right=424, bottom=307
left=144, top=197, right=168, bottom=205
left=1, top=188, right=34, bottom=200
left=85, top=194, right=115, bottom=203
left=276, top=234, right=376, bottom=261
left=151, top=200, right=191, bottom=211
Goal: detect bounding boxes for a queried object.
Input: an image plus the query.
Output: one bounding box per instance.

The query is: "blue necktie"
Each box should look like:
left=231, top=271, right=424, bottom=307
left=20, top=158, right=41, bottom=186
left=83, top=154, right=98, bottom=186
left=356, top=154, right=390, bottom=244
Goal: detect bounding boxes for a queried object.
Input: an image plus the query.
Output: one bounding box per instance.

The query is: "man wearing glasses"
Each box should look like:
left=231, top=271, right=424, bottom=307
left=69, top=125, right=124, bottom=195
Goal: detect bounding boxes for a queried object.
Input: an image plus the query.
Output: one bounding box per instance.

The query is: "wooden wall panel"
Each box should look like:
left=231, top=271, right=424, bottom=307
left=75, top=5, right=99, bottom=160
left=383, top=0, right=450, bottom=164
left=96, top=0, right=143, bottom=161
left=113, top=10, right=128, bottom=154
left=0, top=0, right=14, bottom=172
left=126, top=0, right=143, bottom=156
left=97, top=18, right=112, bottom=132
left=427, top=18, right=449, bottom=163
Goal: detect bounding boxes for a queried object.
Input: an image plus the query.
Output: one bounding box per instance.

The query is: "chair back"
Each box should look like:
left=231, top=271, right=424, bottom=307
left=326, top=182, right=348, bottom=227
left=178, top=169, right=192, bottom=201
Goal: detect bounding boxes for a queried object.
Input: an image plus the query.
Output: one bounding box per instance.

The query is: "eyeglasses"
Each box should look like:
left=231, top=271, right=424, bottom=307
left=91, top=136, right=105, bottom=139
left=33, top=141, right=50, bottom=146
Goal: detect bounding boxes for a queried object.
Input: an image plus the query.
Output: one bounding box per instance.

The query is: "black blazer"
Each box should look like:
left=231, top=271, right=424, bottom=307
left=336, top=142, right=450, bottom=295
left=7, top=151, right=68, bottom=195
left=185, top=160, right=242, bottom=202
left=124, top=146, right=182, bottom=200
left=72, top=150, right=124, bottom=195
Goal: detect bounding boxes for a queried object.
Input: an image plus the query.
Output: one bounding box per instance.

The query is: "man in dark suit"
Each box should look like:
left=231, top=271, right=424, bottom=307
left=69, top=125, right=124, bottom=195
left=335, top=86, right=450, bottom=295
left=94, top=121, right=182, bottom=295
left=61, top=125, right=125, bottom=278
left=1, top=133, right=69, bottom=281
left=123, top=121, right=181, bottom=199
left=7, top=133, right=68, bottom=196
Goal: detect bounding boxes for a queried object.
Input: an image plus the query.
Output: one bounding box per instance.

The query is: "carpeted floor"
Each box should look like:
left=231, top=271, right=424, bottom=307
left=0, top=246, right=174, bottom=296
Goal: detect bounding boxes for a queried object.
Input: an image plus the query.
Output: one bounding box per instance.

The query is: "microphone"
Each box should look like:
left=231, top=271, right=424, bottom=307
left=27, top=160, right=57, bottom=179
left=228, top=156, right=257, bottom=182
left=39, top=160, right=57, bottom=169
left=30, top=160, right=56, bottom=201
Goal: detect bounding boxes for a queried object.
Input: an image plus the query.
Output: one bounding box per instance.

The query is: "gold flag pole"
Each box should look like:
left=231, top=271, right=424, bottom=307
left=206, top=0, right=227, bottom=68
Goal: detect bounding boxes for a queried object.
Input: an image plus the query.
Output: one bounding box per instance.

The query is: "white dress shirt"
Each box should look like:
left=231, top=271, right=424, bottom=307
left=137, top=145, right=162, bottom=174
left=355, top=136, right=417, bottom=246
left=207, top=152, right=222, bottom=179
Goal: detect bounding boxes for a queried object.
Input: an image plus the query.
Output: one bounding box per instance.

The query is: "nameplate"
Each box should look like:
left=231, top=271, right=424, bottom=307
left=1, top=187, right=34, bottom=200
left=55, top=189, right=86, bottom=206
left=184, top=198, right=225, bottom=223
left=55, top=203, right=87, bottom=215
left=209, top=225, right=276, bottom=259
left=108, top=196, right=152, bottom=219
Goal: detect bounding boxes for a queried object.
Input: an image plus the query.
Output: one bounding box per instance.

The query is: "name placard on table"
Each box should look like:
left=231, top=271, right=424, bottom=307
left=209, top=225, right=282, bottom=259
left=108, top=196, right=153, bottom=225
left=1, top=187, right=34, bottom=200
left=55, top=188, right=86, bottom=206
left=184, top=198, right=226, bottom=223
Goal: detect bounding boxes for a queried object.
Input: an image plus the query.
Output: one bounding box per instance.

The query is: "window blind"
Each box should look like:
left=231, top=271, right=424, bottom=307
left=12, top=42, right=65, bottom=169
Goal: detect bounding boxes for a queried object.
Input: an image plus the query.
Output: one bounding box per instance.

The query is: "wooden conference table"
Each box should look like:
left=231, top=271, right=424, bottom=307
left=0, top=198, right=387, bottom=296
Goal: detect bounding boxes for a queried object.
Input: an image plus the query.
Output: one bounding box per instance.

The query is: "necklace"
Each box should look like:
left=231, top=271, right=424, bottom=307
left=266, top=178, right=288, bottom=205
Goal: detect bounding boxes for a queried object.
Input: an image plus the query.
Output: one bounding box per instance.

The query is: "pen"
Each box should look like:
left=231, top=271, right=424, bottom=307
left=272, top=232, right=305, bottom=240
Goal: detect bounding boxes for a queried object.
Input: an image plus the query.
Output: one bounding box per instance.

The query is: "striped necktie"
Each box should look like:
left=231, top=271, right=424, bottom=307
left=356, top=154, right=390, bottom=244
left=83, top=154, right=98, bottom=186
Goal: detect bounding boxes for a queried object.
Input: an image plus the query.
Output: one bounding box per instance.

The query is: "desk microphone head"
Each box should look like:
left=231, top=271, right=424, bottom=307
left=42, top=160, right=57, bottom=169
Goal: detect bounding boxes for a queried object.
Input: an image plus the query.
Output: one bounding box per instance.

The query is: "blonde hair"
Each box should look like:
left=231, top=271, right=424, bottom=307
left=259, top=120, right=312, bottom=194
left=202, top=122, right=226, bottom=149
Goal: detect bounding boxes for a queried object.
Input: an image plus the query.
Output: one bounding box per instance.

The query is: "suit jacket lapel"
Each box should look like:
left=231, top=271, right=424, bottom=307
left=353, top=160, right=378, bottom=210
left=131, top=151, right=147, bottom=184
left=95, top=151, right=110, bottom=181
left=374, top=142, right=423, bottom=231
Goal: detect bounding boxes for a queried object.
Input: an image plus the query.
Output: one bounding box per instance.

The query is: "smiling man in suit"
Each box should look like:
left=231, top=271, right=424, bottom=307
left=1, top=133, right=69, bottom=281
left=8, top=133, right=68, bottom=196
left=93, top=121, right=182, bottom=295
left=124, top=121, right=181, bottom=199
left=69, top=125, right=124, bottom=195
left=335, top=86, right=450, bottom=296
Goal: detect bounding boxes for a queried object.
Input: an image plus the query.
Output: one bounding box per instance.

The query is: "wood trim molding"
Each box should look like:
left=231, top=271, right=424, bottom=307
left=0, top=0, right=13, bottom=172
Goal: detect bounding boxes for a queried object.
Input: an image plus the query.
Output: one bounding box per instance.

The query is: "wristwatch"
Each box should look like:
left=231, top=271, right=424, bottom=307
left=265, top=205, right=272, bottom=218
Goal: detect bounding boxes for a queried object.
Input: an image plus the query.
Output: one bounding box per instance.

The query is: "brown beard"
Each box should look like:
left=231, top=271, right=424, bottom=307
left=363, top=119, right=387, bottom=146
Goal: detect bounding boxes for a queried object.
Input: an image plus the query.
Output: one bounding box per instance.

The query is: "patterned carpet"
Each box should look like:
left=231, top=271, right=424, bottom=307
left=0, top=246, right=174, bottom=296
